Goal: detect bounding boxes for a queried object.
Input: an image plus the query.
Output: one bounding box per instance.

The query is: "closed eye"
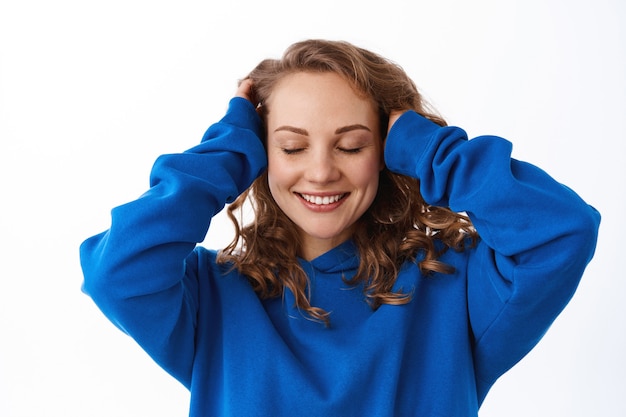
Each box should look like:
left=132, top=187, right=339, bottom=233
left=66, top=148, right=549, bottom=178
left=282, top=148, right=305, bottom=155
left=338, top=147, right=363, bottom=154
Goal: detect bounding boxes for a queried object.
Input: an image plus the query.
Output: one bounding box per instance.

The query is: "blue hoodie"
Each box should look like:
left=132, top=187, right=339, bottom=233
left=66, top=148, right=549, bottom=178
left=80, top=97, right=600, bottom=416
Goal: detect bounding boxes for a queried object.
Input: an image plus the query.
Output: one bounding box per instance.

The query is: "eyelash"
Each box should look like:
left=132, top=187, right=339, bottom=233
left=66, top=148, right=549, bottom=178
left=281, top=147, right=362, bottom=155
left=282, top=148, right=304, bottom=155
left=339, top=147, right=362, bottom=154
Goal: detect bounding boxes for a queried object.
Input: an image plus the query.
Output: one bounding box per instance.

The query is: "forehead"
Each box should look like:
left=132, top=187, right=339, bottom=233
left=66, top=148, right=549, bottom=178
left=265, top=72, right=378, bottom=128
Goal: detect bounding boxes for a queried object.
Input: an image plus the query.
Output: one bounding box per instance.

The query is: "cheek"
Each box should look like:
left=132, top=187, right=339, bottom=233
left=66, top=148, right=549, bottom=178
left=267, top=154, right=293, bottom=195
left=354, top=157, right=383, bottom=190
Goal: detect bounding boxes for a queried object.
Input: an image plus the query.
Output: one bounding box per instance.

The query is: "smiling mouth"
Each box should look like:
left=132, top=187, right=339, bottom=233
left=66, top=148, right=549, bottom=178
left=298, top=193, right=347, bottom=205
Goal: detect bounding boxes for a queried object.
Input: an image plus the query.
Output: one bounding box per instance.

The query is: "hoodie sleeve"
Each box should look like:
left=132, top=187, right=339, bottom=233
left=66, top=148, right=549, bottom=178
left=384, top=111, right=600, bottom=402
left=79, top=97, right=267, bottom=388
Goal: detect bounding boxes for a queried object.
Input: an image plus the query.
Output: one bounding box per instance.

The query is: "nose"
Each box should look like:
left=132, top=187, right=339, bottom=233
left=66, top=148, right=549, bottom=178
left=303, top=148, right=340, bottom=184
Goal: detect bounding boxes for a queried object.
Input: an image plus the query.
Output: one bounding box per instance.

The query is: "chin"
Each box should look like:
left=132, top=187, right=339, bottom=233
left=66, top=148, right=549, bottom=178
left=302, top=227, right=352, bottom=243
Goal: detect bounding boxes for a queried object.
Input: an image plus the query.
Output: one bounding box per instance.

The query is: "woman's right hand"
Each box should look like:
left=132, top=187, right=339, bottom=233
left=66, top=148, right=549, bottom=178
left=236, top=78, right=257, bottom=106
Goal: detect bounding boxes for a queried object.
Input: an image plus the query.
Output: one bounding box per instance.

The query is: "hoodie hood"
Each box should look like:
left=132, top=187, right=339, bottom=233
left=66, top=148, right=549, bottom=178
left=298, top=239, right=360, bottom=274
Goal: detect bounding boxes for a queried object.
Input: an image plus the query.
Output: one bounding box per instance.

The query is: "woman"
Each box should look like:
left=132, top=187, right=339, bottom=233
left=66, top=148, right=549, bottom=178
left=80, top=39, right=600, bottom=416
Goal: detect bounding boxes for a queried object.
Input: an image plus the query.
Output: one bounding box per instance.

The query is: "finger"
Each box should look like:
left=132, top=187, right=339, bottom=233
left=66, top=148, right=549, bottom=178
left=387, top=110, right=407, bottom=135
left=235, top=78, right=255, bottom=103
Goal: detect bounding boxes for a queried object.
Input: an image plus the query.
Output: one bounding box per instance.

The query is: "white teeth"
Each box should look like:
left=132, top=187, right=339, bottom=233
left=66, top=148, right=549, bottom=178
left=300, top=193, right=344, bottom=205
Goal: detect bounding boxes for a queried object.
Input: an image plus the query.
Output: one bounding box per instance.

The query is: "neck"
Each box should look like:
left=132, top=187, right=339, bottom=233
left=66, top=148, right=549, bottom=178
left=299, top=235, right=352, bottom=261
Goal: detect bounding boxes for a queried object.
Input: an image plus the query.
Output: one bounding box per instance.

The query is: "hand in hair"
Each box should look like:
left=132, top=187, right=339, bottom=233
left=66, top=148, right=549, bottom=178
left=387, top=109, right=409, bottom=135
left=236, top=78, right=258, bottom=107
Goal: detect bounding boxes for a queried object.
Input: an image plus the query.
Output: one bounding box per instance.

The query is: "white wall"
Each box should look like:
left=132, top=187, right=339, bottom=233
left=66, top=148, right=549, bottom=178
left=1, top=0, right=624, bottom=415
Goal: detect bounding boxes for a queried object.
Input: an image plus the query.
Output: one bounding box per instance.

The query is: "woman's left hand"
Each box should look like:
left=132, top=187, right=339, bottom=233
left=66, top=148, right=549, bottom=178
left=387, top=110, right=408, bottom=135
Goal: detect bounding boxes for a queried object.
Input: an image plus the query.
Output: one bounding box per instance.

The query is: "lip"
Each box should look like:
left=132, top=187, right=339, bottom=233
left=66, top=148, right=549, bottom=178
left=296, top=192, right=348, bottom=212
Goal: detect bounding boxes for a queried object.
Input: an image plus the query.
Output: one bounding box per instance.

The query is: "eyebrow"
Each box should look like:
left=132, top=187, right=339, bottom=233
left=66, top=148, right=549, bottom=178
left=274, top=124, right=372, bottom=135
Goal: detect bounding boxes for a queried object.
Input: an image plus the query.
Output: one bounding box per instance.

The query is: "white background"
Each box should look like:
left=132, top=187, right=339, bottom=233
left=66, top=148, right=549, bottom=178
left=1, top=0, right=624, bottom=416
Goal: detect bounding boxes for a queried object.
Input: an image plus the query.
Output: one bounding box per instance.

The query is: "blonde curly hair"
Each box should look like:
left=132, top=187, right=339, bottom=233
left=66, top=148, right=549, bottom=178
left=217, top=39, right=477, bottom=325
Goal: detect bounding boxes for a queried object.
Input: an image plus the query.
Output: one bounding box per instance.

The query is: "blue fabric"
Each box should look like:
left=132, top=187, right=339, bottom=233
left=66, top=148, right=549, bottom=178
left=80, top=97, right=600, bottom=416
